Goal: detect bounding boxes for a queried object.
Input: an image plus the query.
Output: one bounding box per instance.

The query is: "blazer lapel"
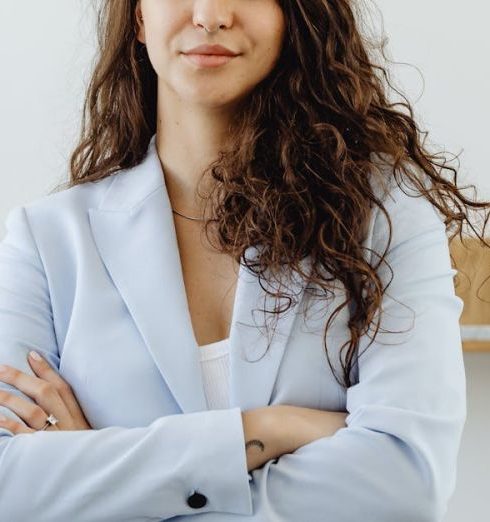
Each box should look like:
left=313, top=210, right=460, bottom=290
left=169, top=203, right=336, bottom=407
left=229, top=252, right=311, bottom=410
left=88, top=134, right=311, bottom=414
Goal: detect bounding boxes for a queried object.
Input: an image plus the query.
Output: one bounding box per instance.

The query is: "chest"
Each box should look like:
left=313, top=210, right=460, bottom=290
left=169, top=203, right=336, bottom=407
left=173, top=221, right=239, bottom=347
left=55, top=215, right=349, bottom=428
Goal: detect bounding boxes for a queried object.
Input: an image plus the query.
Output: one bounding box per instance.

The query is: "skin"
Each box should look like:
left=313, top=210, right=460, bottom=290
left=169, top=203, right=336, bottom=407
left=134, top=0, right=287, bottom=216
left=242, top=406, right=348, bottom=472
left=133, top=1, right=347, bottom=468
left=0, top=1, right=348, bottom=469
left=0, top=353, right=91, bottom=433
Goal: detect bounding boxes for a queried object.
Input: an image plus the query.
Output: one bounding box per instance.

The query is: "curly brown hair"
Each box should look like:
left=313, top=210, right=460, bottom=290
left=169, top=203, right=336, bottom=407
left=53, top=0, right=490, bottom=388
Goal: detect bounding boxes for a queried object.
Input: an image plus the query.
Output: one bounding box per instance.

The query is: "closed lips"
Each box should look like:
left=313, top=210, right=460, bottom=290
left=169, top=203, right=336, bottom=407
left=183, top=44, right=239, bottom=56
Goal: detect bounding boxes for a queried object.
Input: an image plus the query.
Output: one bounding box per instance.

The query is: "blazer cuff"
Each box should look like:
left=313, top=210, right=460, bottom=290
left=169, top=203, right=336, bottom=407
left=187, top=406, right=253, bottom=515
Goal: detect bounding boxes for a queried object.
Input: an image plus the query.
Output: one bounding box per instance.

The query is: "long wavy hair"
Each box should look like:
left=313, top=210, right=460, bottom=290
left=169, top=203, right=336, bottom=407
left=53, top=0, right=490, bottom=388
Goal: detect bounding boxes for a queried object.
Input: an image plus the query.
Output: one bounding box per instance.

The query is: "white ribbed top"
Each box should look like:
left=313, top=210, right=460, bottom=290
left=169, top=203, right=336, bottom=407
left=197, top=337, right=230, bottom=410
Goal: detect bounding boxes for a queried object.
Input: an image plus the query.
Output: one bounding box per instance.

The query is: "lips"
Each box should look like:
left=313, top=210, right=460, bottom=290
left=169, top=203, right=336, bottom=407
left=182, top=53, right=237, bottom=68
left=182, top=44, right=239, bottom=57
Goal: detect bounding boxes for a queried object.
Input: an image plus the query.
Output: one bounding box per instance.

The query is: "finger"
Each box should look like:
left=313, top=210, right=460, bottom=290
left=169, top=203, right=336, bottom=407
left=27, top=350, right=71, bottom=395
left=0, top=413, right=37, bottom=435
left=27, top=351, right=88, bottom=423
left=0, top=363, right=70, bottom=427
left=0, top=390, right=54, bottom=431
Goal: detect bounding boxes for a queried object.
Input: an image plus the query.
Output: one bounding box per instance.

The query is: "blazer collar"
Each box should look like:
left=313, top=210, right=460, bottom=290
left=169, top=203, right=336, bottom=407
left=88, top=134, right=311, bottom=413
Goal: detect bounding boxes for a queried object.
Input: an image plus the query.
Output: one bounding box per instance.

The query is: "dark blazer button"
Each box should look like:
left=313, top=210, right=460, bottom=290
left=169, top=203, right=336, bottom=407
left=187, top=490, right=208, bottom=509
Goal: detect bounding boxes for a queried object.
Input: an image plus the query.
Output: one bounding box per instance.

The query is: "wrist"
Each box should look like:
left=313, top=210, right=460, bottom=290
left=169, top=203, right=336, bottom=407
left=241, top=407, right=282, bottom=472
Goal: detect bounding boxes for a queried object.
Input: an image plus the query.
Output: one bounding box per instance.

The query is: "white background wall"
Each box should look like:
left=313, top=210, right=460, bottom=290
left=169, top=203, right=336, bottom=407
left=0, top=1, right=488, bottom=520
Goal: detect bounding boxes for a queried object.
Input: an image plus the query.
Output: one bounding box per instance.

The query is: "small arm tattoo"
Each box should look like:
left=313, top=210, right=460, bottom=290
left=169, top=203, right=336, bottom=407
left=245, top=439, right=265, bottom=452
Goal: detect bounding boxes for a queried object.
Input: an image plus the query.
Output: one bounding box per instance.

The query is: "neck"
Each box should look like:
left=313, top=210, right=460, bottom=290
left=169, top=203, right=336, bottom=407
left=154, top=82, right=238, bottom=216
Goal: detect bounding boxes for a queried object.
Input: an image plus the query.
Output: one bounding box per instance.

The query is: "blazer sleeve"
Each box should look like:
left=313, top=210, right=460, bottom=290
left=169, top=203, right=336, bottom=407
left=0, top=205, right=253, bottom=521
left=170, top=182, right=467, bottom=522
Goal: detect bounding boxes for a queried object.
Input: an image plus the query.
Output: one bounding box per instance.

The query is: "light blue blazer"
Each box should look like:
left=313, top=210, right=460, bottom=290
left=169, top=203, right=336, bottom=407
left=0, top=134, right=466, bottom=521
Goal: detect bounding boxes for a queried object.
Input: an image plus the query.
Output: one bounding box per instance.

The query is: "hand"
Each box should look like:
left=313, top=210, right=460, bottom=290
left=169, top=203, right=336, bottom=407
left=0, top=350, right=92, bottom=434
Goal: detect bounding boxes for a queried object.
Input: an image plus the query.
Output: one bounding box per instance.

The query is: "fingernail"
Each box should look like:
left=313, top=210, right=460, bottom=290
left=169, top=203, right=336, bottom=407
left=29, top=350, right=42, bottom=361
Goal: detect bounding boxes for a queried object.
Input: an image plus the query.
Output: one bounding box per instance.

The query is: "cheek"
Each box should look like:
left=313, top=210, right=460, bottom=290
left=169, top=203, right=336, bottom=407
left=143, top=24, right=181, bottom=76
left=254, top=9, right=286, bottom=64
left=254, top=30, right=285, bottom=74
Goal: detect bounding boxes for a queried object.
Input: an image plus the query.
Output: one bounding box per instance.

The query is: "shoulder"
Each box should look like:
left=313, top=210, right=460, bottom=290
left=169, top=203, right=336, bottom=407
left=23, top=174, right=117, bottom=222
left=1, top=173, right=121, bottom=256
left=365, top=157, right=446, bottom=260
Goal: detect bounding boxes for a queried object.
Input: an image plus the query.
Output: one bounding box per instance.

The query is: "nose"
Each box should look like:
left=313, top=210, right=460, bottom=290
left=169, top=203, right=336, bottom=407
left=192, top=0, right=234, bottom=33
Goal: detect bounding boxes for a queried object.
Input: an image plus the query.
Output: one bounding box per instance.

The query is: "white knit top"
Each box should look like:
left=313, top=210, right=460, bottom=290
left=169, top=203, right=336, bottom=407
left=197, top=337, right=230, bottom=410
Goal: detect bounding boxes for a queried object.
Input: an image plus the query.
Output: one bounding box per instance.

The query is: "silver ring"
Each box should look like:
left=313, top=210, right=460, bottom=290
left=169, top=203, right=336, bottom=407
left=40, top=413, right=59, bottom=431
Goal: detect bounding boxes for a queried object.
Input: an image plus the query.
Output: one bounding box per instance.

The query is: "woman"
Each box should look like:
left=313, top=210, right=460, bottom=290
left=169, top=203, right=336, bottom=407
left=0, top=0, right=488, bottom=520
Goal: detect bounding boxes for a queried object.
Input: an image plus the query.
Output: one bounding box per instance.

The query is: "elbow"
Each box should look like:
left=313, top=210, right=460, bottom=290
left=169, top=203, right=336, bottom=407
left=391, top=469, right=449, bottom=522
left=411, top=490, right=450, bottom=522
left=349, top=420, right=461, bottom=522
left=423, top=468, right=457, bottom=522
left=348, top=404, right=465, bottom=522
left=388, top=433, right=459, bottom=522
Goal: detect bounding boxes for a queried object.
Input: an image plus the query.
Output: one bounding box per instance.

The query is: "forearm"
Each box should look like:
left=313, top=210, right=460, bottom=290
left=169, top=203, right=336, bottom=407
left=242, top=405, right=347, bottom=472
left=0, top=408, right=254, bottom=520
left=241, top=406, right=283, bottom=472
left=282, top=406, right=348, bottom=448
